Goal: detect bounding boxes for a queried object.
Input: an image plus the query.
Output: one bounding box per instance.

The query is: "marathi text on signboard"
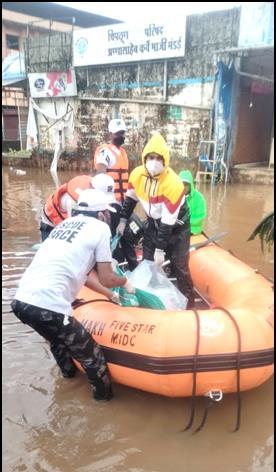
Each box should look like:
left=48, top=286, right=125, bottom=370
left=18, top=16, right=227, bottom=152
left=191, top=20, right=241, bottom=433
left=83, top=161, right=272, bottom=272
left=73, top=21, right=186, bottom=66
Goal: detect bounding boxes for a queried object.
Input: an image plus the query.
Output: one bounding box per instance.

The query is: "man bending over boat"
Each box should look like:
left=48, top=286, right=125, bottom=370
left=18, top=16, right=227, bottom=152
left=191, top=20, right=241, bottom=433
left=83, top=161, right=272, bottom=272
left=40, top=174, right=91, bottom=241
left=116, top=133, right=194, bottom=308
left=11, top=189, right=135, bottom=401
left=40, top=173, right=117, bottom=241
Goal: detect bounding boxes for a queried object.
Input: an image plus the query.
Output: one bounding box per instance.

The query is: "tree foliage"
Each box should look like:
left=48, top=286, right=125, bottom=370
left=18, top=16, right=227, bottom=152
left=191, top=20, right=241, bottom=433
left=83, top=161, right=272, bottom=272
left=248, top=211, right=274, bottom=252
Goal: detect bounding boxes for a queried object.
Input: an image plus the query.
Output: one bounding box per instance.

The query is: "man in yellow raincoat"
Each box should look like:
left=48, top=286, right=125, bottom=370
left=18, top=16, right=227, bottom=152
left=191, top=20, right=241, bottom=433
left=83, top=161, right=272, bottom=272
left=116, top=133, right=194, bottom=308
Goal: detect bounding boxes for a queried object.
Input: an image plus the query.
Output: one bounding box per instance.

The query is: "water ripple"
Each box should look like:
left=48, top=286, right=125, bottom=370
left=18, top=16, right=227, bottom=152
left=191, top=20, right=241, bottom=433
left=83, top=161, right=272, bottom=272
left=2, top=168, right=274, bottom=472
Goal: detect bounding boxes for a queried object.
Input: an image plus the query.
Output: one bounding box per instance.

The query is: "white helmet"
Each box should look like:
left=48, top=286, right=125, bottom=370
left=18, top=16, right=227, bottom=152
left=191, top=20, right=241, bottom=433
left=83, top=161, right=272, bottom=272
left=77, top=188, right=116, bottom=213
left=108, top=118, right=127, bottom=134
left=91, top=174, right=116, bottom=204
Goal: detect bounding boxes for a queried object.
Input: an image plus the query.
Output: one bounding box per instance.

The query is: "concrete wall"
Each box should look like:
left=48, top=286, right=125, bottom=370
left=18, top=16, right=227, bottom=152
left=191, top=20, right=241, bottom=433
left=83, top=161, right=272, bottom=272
left=74, top=9, right=240, bottom=171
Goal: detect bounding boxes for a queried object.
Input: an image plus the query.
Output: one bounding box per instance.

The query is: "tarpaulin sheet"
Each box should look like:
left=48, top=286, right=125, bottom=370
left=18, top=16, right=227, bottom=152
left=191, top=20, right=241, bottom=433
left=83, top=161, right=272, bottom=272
left=2, top=52, right=26, bottom=86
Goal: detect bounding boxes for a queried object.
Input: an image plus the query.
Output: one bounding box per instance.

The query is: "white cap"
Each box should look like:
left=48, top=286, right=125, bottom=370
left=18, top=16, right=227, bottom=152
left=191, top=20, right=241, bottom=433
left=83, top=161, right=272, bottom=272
left=91, top=174, right=116, bottom=204
left=77, top=188, right=116, bottom=213
left=108, top=119, right=127, bottom=134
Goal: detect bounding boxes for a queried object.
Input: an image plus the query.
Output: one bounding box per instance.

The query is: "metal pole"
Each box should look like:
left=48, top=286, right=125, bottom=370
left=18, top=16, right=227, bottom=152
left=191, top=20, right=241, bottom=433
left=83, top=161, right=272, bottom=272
left=2, top=112, right=5, bottom=140
left=211, top=140, right=217, bottom=185
left=236, top=70, right=273, bottom=83
left=26, top=23, right=30, bottom=73
left=70, top=17, right=75, bottom=67
left=163, top=60, right=168, bottom=101
left=79, top=95, right=211, bottom=111
left=17, top=97, right=23, bottom=150
left=47, top=20, right=53, bottom=72
left=137, top=63, right=141, bottom=97
left=269, top=113, right=274, bottom=168
left=86, top=68, right=89, bottom=88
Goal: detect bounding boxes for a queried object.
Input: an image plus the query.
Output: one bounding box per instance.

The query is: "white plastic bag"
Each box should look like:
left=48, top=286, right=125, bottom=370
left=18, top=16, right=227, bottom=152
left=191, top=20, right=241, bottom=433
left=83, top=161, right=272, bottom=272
left=126, top=260, right=188, bottom=310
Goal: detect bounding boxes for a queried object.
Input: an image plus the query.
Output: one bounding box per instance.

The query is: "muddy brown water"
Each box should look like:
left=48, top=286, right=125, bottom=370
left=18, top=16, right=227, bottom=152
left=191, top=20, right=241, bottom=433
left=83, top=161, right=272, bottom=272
left=2, top=167, right=274, bottom=472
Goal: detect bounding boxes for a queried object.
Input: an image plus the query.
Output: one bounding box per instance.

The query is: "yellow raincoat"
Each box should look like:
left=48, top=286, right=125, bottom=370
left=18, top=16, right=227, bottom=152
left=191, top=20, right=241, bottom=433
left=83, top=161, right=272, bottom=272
left=126, top=134, right=185, bottom=225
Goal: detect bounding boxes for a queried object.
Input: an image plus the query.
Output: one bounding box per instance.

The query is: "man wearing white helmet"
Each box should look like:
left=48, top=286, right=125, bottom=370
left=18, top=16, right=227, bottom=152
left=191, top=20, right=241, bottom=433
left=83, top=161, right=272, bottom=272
left=12, top=188, right=135, bottom=401
left=40, top=173, right=117, bottom=241
left=93, top=119, right=143, bottom=269
left=93, top=118, right=128, bottom=204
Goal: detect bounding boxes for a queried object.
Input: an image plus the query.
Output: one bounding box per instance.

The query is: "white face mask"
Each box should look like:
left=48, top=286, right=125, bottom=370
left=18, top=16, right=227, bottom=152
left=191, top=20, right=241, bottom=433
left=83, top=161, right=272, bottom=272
left=146, top=160, right=164, bottom=176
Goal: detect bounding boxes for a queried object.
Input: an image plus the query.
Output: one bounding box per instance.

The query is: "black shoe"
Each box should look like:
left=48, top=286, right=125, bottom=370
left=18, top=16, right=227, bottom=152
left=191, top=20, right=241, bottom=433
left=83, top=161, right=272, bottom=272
left=61, top=365, right=77, bottom=378
left=91, top=379, right=114, bottom=401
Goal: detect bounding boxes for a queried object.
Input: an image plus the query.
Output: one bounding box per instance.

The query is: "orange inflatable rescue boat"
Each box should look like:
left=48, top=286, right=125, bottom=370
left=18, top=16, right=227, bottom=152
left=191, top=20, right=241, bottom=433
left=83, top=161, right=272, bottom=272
left=73, top=234, right=274, bottom=401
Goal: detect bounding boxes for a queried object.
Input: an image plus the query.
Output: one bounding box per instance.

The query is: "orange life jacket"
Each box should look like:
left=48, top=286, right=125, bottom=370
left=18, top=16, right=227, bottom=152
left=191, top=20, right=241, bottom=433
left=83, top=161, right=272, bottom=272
left=44, top=175, right=92, bottom=226
left=94, top=144, right=129, bottom=203
left=66, top=175, right=92, bottom=201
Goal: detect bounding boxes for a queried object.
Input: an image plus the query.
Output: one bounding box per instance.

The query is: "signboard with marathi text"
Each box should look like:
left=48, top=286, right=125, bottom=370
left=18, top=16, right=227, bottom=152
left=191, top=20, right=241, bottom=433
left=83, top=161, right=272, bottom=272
left=73, top=21, right=185, bottom=66
left=28, top=70, right=77, bottom=98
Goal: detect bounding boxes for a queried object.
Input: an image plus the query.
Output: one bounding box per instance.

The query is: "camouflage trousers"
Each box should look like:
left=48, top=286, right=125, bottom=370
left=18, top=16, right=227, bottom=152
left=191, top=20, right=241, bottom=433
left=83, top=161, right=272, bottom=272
left=11, top=300, right=112, bottom=400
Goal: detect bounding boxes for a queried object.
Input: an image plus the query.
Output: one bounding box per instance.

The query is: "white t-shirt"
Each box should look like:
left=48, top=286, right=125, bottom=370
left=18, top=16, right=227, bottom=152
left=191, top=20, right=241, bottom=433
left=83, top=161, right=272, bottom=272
left=94, top=146, right=118, bottom=169
left=41, top=192, right=77, bottom=227
left=15, top=214, right=112, bottom=316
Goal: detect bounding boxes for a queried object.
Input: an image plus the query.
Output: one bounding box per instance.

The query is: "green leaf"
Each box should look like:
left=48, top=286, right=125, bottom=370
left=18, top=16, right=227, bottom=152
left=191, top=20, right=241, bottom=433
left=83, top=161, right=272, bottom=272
left=248, top=212, right=274, bottom=252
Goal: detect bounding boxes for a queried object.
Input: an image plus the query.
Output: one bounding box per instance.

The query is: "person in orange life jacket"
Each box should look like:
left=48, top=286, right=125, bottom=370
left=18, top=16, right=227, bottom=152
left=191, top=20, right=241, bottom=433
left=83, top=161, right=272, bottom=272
left=93, top=118, right=139, bottom=270
left=41, top=174, right=122, bottom=303
left=93, top=118, right=128, bottom=204
left=12, top=188, right=135, bottom=401
left=40, top=174, right=116, bottom=241
left=116, top=133, right=195, bottom=308
left=40, top=174, right=92, bottom=241
left=91, top=175, right=143, bottom=271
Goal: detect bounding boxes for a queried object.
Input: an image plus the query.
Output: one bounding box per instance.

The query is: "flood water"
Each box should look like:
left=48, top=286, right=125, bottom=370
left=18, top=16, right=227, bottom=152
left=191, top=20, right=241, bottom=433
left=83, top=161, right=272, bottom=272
left=2, top=167, right=274, bottom=472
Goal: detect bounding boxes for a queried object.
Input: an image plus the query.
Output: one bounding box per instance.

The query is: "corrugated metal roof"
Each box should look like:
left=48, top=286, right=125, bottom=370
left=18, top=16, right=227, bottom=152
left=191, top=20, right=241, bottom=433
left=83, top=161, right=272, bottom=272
left=3, top=2, right=122, bottom=28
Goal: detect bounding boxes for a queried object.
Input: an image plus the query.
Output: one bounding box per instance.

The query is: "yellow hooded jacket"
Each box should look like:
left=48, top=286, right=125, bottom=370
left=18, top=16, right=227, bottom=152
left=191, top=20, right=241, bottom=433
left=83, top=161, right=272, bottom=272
left=126, top=134, right=185, bottom=226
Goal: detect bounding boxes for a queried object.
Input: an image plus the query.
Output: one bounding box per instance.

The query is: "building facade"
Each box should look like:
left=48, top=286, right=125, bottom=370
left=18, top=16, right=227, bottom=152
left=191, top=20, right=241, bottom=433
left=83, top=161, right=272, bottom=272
left=2, top=1, right=120, bottom=151
left=3, top=3, right=274, bottom=180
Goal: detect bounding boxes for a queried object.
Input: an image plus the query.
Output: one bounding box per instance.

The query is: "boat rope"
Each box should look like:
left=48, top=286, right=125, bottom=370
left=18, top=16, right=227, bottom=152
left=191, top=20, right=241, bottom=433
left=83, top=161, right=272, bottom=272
left=194, top=389, right=223, bottom=433
left=72, top=298, right=116, bottom=309
left=194, top=306, right=242, bottom=432
left=72, top=299, right=242, bottom=432
left=182, top=308, right=200, bottom=431
left=216, top=306, right=242, bottom=432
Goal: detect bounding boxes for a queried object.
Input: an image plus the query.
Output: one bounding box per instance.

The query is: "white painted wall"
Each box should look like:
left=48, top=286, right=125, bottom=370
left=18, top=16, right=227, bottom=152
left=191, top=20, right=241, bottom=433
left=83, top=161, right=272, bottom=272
left=35, top=98, right=78, bottom=150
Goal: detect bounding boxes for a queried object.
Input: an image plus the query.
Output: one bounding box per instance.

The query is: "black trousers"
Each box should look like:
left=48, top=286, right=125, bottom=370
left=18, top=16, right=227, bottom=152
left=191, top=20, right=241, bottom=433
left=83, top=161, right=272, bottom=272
left=11, top=300, right=112, bottom=400
left=142, top=219, right=194, bottom=306
left=111, top=210, right=144, bottom=271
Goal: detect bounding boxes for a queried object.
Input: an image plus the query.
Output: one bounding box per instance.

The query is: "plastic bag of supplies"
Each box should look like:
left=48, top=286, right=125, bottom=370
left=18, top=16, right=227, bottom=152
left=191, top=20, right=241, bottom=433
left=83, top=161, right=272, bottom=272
left=111, top=263, right=165, bottom=309
left=126, top=260, right=188, bottom=310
